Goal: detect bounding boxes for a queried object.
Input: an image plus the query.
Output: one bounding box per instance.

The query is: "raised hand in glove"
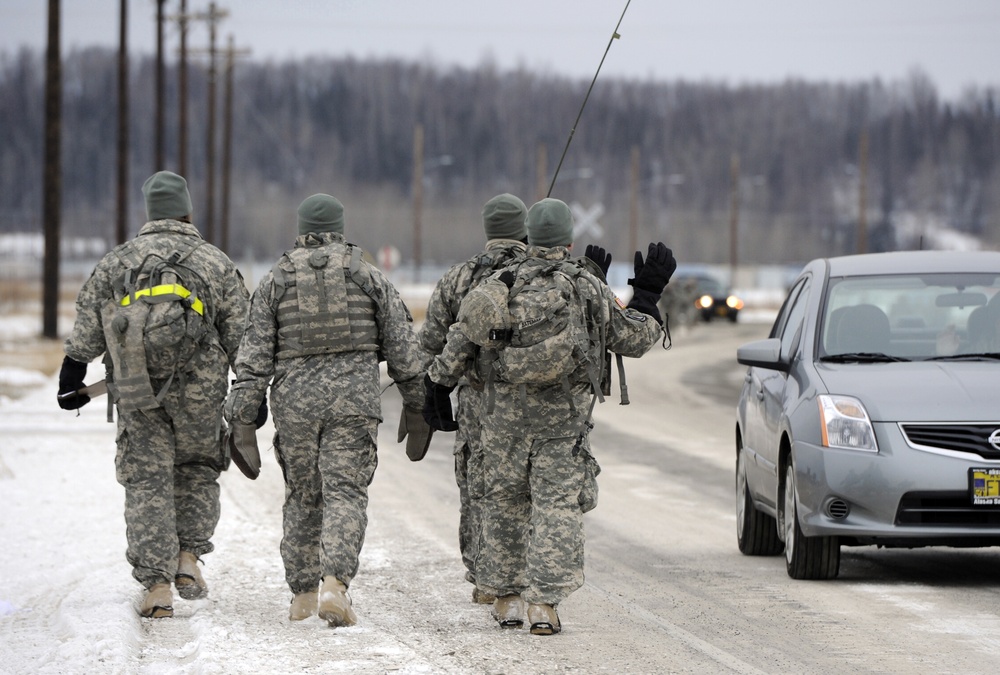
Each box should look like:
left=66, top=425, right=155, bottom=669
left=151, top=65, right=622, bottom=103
left=398, top=405, right=434, bottom=461
left=626, top=242, right=676, bottom=324
left=583, top=244, right=612, bottom=281
left=422, top=374, right=458, bottom=432
left=628, top=242, right=677, bottom=295
left=57, top=356, right=90, bottom=410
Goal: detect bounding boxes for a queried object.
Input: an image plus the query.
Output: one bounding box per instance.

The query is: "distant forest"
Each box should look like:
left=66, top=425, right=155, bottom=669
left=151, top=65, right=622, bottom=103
left=2, top=47, right=999, bottom=267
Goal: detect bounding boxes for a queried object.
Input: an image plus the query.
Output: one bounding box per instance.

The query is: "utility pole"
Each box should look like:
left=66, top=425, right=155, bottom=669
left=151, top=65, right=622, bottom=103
left=629, top=145, right=640, bottom=261
left=116, top=0, right=128, bottom=245
left=412, top=124, right=424, bottom=283
left=175, top=0, right=189, bottom=176
left=188, top=2, right=229, bottom=246
left=728, top=153, right=740, bottom=288
left=535, top=143, right=547, bottom=203
left=857, top=128, right=869, bottom=254
left=42, top=0, right=61, bottom=339
left=154, top=0, right=166, bottom=169
left=219, top=35, right=250, bottom=254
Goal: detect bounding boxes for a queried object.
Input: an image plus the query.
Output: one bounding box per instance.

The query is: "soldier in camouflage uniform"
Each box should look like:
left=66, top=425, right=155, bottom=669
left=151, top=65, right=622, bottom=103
left=58, top=171, right=251, bottom=618
left=418, top=193, right=528, bottom=605
left=424, top=198, right=676, bottom=635
left=224, top=194, right=430, bottom=627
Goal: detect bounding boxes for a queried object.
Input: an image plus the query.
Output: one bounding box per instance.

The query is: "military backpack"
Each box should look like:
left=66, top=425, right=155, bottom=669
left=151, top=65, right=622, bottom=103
left=102, top=237, right=211, bottom=411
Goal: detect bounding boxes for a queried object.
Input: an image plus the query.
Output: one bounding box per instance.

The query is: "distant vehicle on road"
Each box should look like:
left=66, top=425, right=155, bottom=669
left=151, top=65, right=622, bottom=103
left=682, top=273, right=743, bottom=323
left=735, top=250, right=1000, bottom=579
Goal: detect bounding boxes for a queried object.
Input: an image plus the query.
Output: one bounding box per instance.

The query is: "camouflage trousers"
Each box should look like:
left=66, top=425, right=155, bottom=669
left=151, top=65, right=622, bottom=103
left=274, top=414, right=378, bottom=594
left=115, top=376, right=227, bottom=589
left=475, top=429, right=589, bottom=606
left=455, top=385, right=485, bottom=585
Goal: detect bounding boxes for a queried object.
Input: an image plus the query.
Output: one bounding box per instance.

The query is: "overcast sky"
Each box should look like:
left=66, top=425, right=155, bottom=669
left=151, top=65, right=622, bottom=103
left=2, top=0, right=999, bottom=101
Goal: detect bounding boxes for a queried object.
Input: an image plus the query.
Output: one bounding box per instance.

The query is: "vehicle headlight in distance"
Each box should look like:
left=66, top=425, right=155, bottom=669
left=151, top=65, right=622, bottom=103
left=818, top=395, right=878, bottom=452
left=726, top=295, right=744, bottom=310
left=697, top=295, right=713, bottom=309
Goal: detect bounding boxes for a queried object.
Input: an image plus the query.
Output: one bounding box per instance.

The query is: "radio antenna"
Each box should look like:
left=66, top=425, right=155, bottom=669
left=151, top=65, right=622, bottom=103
left=547, top=0, right=632, bottom=197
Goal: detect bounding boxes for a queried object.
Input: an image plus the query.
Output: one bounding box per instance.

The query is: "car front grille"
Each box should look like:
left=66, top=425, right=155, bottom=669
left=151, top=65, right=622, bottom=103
left=896, top=491, right=1000, bottom=526
left=900, top=423, right=1000, bottom=460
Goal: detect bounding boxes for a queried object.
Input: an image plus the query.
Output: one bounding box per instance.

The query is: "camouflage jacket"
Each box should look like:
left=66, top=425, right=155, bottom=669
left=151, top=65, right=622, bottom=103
left=64, top=219, right=249, bottom=373
left=428, top=245, right=664, bottom=436
left=231, top=232, right=428, bottom=423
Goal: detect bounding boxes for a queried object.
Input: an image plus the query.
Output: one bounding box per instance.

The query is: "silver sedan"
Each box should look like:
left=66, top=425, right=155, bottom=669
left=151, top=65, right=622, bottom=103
left=735, top=250, right=1000, bottom=579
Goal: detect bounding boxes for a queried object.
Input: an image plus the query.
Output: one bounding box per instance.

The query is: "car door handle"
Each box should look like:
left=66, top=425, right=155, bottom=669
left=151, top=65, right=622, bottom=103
left=755, top=387, right=764, bottom=401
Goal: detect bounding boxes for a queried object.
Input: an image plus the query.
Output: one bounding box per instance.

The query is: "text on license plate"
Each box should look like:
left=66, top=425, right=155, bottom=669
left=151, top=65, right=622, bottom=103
left=970, top=468, right=1000, bottom=505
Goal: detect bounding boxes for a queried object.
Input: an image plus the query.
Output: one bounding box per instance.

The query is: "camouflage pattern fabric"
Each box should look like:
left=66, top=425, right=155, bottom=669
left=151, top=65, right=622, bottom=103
left=226, top=231, right=428, bottom=593
left=64, top=218, right=249, bottom=588
left=418, top=240, right=526, bottom=585
left=276, top=414, right=378, bottom=593
left=428, top=245, right=663, bottom=606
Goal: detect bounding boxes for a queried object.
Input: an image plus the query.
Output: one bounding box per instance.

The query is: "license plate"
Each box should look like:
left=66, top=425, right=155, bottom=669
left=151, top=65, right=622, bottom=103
left=970, top=468, right=1000, bottom=505
left=714, top=305, right=728, bottom=317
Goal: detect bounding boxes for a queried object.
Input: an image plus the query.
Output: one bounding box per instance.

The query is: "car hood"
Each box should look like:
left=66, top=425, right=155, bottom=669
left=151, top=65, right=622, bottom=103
left=815, top=361, right=1000, bottom=422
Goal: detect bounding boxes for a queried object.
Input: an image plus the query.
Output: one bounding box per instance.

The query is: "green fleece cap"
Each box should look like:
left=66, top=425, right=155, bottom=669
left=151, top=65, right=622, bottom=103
left=482, top=193, right=527, bottom=241
left=142, top=171, right=193, bottom=221
left=526, top=198, right=574, bottom=247
left=297, top=194, right=345, bottom=235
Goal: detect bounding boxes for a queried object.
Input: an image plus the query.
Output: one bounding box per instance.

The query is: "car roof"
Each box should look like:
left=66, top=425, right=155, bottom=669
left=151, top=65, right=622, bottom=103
left=811, top=250, right=1000, bottom=277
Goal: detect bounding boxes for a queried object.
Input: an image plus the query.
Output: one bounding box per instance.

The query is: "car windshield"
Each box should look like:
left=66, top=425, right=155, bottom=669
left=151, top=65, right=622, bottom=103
left=693, top=277, right=725, bottom=295
left=820, top=272, right=1000, bottom=361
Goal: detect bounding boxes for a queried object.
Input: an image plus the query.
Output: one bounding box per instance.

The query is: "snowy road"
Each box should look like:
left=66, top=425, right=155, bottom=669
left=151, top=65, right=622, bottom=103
left=4, top=320, right=1000, bottom=673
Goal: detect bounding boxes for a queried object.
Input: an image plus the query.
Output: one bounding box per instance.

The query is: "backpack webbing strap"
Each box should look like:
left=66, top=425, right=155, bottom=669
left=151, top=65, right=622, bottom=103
left=615, top=353, right=630, bottom=405
left=120, top=284, right=205, bottom=315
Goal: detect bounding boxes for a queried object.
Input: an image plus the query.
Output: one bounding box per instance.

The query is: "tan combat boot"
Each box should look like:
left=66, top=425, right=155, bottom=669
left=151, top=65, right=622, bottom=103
left=174, top=551, right=208, bottom=600
left=289, top=591, right=319, bottom=621
left=491, top=594, right=524, bottom=629
left=140, top=583, right=174, bottom=618
left=318, top=576, right=357, bottom=628
left=527, top=603, right=561, bottom=635
left=472, top=587, right=496, bottom=605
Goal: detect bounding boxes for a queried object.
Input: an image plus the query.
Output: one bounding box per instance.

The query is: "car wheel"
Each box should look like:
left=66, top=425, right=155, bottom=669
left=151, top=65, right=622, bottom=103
left=782, top=462, right=840, bottom=579
left=736, top=449, right=783, bottom=555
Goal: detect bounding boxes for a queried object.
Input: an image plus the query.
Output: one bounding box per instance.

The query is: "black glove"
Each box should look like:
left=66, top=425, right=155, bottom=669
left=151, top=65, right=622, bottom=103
left=57, top=356, right=90, bottom=411
left=628, top=242, right=677, bottom=296
left=584, top=244, right=612, bottom=279
left=254, top=392, right=269, bottom=429
left=626, top=288, right=663, bottom=324
left=422, top=374, right=458, bottom=432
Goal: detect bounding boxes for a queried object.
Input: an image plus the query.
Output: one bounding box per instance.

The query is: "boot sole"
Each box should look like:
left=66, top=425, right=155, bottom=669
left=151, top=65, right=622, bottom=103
left=498, top=619, right=523, bottom=629
left=318, top=610, right=357, bottom=628
left=141, top=605, right=174, bottom=619
left=529, top=622, right=560, bottom=635
left=175, top=575, right=208, bottom=600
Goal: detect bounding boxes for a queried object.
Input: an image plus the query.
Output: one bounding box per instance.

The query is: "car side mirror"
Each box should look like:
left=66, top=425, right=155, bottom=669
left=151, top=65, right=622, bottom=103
left=737, top=338, right=789, bottom=372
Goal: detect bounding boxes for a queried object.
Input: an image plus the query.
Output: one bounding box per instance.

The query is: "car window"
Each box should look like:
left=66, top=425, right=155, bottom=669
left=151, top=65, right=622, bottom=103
left=769, top=277, right=807, bottom=340
left=779, top=278, right=810, bottom=361
left=821, top=272, right=1000, bottom=359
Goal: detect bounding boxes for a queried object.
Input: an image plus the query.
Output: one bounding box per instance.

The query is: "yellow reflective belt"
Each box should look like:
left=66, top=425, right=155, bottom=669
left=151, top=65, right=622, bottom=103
left=120, top=284, right=205, bottom=316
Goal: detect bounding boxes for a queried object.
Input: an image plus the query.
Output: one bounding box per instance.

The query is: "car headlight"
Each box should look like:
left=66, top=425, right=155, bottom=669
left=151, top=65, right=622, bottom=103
left=696, top=295, right=713, bottom=309
left=726, top=295, right=744, bottom=310
left=817, top=395, right=878, bottom=452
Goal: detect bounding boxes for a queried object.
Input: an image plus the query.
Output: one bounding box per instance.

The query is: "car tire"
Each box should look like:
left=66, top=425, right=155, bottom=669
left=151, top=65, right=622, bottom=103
left=736, top=449, right=783, bottom=555
left=782, top=462, right=840, bottom=580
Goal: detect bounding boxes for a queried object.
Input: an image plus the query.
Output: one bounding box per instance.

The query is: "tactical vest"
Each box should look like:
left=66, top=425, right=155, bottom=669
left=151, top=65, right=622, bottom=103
left=102, top=237, right=209, bottom=412
left=271, top=242, right=380, bottom=359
